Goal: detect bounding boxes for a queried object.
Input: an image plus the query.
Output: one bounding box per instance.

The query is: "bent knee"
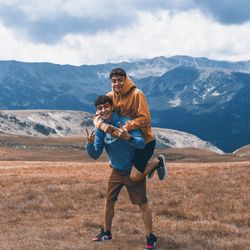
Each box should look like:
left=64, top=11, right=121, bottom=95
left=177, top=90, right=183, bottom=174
left=130, top=172, right=144, bottom=182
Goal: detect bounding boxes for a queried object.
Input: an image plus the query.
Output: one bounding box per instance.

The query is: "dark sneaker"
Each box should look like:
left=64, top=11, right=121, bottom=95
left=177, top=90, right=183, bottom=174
left=144, top=233, right=157, bottom=250
left=147, top=167, right=156, bottom=180
left=91, top=228, right=112, bottom=242
left=157, top=155, right=167, bottom=180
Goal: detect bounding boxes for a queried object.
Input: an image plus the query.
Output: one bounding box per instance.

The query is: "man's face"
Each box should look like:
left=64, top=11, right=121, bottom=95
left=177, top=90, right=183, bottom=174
left=96, top=102, right=113, bottom=120
left=111, top=75, right=125, bottom=93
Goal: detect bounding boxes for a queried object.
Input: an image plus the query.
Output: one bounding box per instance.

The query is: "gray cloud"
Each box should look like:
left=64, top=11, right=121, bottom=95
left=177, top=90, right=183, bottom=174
left=26, top=15, right=133, bottom=44
left=194, top=0, right=250, bottom=24
left=0, top=1, right=250, bottom=45
left=133, top=0, right=250, bottom=24
left=0, top=4, right=135, bottom=43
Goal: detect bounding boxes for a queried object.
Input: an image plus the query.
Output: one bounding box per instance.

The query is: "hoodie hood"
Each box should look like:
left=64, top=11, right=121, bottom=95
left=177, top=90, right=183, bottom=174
left=113, top=76, right=136, bottom=96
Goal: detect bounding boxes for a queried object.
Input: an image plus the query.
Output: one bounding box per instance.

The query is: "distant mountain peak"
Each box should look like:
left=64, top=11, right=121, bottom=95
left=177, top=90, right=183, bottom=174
left=0, top=55, right=250, bottom=152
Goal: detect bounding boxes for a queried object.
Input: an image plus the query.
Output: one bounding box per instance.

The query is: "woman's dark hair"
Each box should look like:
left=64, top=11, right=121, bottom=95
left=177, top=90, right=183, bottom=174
left=94, top=95, right=113, bottom=107
left=109, top=68, right=127, bottom=79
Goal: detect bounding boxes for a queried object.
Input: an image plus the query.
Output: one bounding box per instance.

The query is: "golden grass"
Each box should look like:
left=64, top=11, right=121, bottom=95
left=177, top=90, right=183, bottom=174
left=0, top=161, right=249, bottom=249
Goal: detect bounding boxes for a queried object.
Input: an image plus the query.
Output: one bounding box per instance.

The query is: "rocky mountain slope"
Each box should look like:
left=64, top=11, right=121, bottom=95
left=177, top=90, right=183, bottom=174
left=0, top=110, right=93, bottom=136
left=0, top=110, right=223, bottom=154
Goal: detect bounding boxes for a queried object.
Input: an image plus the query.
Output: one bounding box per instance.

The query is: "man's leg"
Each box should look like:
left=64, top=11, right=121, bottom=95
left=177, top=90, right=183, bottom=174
left=138, top=203, right=153, bottom=235
left=130, top=140, right=166, bottom=182
left=130, top=140, right=156, bottom=182
left=126, top=176, right=158, bottom=249
left=104, top=170, right=124, bottom=231
left=140, top=204, right=158, bottom=250
left=92, top=199, right=113, bottom=242
left=104, top=198, right=115, bottom=231
left=92, top=169, right=123, bottom=242
left=130, top=158, right=159, bottom=182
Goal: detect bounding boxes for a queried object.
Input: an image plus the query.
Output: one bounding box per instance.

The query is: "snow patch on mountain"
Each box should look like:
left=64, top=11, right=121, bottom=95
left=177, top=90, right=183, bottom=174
left=169, top=96, right=181, bottom=107
left=211, top=91, right=221, bottom=96
left=129, top=66, right=168, bottom=78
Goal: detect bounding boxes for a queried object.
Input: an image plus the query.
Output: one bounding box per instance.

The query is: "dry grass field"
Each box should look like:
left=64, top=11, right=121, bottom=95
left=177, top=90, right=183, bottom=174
left=1, top=135, right=250, bottom=249
left=0, top=160, right=249, bottom=250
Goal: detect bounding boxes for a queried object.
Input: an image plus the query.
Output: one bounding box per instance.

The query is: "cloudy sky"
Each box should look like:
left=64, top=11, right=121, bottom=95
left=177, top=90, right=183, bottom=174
left=0, top=0, right=250, bottom=65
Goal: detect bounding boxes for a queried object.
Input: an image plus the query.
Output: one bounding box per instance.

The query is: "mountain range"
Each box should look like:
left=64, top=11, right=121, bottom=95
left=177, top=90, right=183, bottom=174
left=0, top=110, right=223, bottom=154
left=0, top=55, right=250, bottom=152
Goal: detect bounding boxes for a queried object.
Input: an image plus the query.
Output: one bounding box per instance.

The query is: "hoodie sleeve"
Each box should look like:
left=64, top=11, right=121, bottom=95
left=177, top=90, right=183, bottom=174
left=85, top=128, right=105, bottom=159
left=129, top=129, right=145, bottom=149
left=123, top=89, right=150, bottom=131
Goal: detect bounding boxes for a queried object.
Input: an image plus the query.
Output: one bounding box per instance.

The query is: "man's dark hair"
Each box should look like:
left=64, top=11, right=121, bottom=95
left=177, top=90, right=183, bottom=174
left=94, top=95, right=113, bottom=107
left=109, top=68, right=127, bottom=79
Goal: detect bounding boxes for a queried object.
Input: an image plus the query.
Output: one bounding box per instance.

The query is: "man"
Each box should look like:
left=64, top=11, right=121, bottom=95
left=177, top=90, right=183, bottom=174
left=94, top=68, right=166, bottom=182
left=86, top=95, right=158, bottom=250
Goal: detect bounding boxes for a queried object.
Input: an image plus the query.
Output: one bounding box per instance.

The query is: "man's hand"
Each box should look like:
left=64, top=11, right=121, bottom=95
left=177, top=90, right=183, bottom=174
left=93, top=115, right=102, bottom=128
left=85, top=129, right=95, bottom=144
left=100, top=123, right=117, bottom=134
left=93, top=114, right=116, bottom=133
left=112, top=127, right=132, bottom=141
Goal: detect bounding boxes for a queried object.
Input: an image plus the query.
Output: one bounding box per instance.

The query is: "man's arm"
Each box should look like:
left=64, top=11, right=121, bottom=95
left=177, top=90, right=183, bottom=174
left=113, top=127, right=145, bottom=149
left=85, top=128, right=105, bottom=160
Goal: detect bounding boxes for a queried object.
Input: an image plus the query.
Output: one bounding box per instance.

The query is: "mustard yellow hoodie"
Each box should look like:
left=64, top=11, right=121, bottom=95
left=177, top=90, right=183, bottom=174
left=106, top=76, right=155, bottom=144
